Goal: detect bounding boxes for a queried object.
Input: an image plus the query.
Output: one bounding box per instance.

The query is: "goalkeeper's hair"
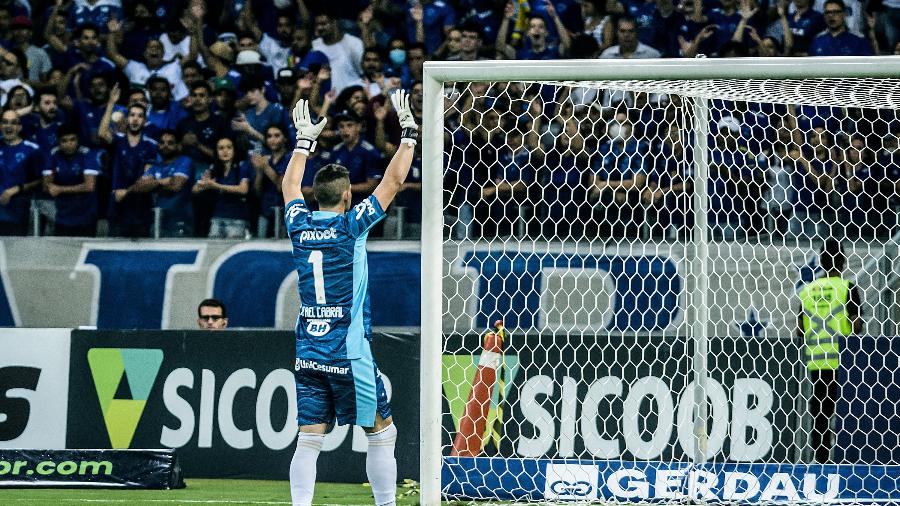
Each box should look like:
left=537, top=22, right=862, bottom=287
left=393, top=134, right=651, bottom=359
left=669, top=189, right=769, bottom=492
left=313, top=164, right=351, bottom=208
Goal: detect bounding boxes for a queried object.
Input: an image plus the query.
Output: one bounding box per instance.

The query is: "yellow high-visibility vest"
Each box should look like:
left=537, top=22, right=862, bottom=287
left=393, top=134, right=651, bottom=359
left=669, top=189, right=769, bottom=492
left=798, top=276, right=851, bottom=371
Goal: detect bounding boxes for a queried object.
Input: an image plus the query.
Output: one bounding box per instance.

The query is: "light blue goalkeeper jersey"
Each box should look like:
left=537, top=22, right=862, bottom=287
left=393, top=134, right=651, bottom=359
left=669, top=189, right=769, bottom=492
left=284, top=195, right=386, bottom=362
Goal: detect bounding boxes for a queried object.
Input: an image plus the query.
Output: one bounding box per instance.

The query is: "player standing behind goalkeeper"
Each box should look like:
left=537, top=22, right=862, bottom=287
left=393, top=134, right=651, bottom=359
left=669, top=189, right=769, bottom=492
left=282, top=91, right=417, bottom=506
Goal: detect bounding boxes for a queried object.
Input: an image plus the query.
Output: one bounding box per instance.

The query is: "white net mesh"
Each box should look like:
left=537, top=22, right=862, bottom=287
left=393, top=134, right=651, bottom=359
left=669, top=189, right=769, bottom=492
left=436, top=77, right=900, bottom=503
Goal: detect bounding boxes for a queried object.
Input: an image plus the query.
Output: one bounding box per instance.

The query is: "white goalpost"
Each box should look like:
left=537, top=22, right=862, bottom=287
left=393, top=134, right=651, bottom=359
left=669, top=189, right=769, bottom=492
left=420, top=57, right=900, bottom=505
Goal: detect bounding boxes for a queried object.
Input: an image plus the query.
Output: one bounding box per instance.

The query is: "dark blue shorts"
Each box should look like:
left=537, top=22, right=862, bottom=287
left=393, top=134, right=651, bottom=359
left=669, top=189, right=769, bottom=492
left=294, top=356, right=391, bottom=427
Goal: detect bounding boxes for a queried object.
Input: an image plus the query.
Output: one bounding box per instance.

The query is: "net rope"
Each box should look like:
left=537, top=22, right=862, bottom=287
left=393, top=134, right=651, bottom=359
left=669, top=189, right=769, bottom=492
left=436, top=77, right=900, bottom=504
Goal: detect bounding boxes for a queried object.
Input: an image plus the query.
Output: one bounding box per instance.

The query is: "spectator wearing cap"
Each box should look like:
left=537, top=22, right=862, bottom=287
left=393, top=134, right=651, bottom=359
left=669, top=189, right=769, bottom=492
left=0, top=108, right=44, bottom=235
left=58, top=24, right=117, bottom=99
left=106, top=21, right=190, bottom=102
left=197, top=38, right=240, bottom=86
left=406, top=0, right=457, bottom=56
left=238, top=7, right=294, bottom=73
left=146, top=76, right=188, bottom=139
left=99, top=85, right=160, bottom=238
left=809, top=0, right=874, bottom=55
left=67, top=0, right=124, bottom=34
left=43, top=124, right=100, bottom=237
left=177, top=81, right=230, bottom=167
left=311, top=13, right=364, bottom=94
left=447, top=20, right=489, bottom=61
left=212, top=77, right=239, bottom=123
left=497, top=3, right=572, bottom=60
left=275, top=68, right=305, bottom=120
left=233, top=74, right=284, bottom=151
left=235, top=34, right=276, bottom=82
left=7, top=16, right=50, bottom=83
left=329, top=109, right=383, bottom=206
left=234, top=48, right=275, bottom=88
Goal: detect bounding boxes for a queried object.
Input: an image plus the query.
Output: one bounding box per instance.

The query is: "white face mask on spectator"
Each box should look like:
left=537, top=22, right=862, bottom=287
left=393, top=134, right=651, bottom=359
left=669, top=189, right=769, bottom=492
left=607, top=121, right=631, bottom=142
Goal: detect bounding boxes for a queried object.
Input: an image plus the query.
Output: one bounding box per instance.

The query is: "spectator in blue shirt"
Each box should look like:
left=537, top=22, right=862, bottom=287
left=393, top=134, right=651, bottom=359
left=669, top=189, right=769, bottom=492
left=59, top=24, right=117, bottom=99
left=252, top=123, right=290, bottom=238
left=329, top=109, right=384, bottom=206
left=192, top=135, right=252, bottom=239
left=44, top=125, right=100, bottom=237
left=233, top=74, right=285, bottom=153
left=496, top=2, right=572, bottom=60
left=99, top=85, right=160, bottom=238
left=838, top=134, right=881, bottom=239
left=709, top=116, right=765, bottom=239
left=406, top=0, right=456, bottom=56
left=645, top=125, right=695, bottom=239
left=481, top=126, right=534, bottom=237
left=146, top=76, right=188, bottom=140
left=132, top=130, right=193, bottom=237
left=591, top=114, right=648, bottom=238
left=809, top=0, right=874, bottom=55
left=177, top=81, right=230, bottom=168
left=71, top=73, right=124, bottom=148
left=68, top=0, right=123, bottom=33
left=789, top=126, right=838, bottom=241
left=0, top=109, right=42, bottom=235
left=21, top=90, right=66, bottom=153
left=785, top=0, right=825, bottom=54
left=544, top=132, right=593, bottom=239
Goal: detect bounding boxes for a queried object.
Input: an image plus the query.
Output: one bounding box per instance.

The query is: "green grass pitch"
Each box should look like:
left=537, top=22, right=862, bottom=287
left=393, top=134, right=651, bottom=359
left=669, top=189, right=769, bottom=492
left=1, top=479, right=423, bottom=505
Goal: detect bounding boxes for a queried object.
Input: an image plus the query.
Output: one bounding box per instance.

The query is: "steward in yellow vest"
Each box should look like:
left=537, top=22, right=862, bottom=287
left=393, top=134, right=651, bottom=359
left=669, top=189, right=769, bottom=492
left=795, top=240, right=861, bottom=463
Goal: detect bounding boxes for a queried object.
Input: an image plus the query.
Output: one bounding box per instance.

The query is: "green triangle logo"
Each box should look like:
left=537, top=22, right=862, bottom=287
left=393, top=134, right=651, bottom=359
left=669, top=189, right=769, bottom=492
left=442, top=354, right=519, bottom=433
left=88, top=348, right=164, bottom=449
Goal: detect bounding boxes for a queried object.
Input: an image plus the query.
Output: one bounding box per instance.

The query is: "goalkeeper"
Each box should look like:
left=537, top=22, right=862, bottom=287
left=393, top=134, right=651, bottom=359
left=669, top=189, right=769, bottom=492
left=282, top=91, right=417, bottom=506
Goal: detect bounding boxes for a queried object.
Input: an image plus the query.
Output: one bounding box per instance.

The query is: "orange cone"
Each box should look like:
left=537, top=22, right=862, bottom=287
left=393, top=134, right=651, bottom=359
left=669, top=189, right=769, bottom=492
left=452, top=320, right=506, bottom=457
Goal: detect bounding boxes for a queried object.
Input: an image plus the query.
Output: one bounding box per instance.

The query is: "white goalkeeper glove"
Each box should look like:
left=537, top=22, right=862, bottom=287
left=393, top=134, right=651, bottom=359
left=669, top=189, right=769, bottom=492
left=292, top=99, right=327, bottom=155
left=390, top=90, right=418, bottom=146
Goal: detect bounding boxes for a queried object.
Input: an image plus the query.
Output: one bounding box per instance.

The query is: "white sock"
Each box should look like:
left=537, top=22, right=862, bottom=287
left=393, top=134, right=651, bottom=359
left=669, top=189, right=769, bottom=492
left=290, top=432, right=324, bottom=506
left=366, top=424, right=398, bottom=506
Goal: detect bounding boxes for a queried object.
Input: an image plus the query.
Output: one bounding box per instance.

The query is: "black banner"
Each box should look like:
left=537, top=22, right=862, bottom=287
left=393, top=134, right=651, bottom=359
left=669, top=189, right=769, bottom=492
left=0, top=449, right=184, bottom=488
left=66, top=330, right=419, bottom=481
left=442, top=333, right=805, bottom=462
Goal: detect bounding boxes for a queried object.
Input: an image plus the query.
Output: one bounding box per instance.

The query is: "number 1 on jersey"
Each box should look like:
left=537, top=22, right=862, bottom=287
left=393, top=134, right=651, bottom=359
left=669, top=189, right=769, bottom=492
left=308, top=250, right=327, bottom=304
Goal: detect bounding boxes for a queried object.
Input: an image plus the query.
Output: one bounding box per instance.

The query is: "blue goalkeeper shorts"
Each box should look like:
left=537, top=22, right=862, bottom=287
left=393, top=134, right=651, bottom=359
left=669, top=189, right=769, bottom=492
left=294, top=356, right=391, bottom=427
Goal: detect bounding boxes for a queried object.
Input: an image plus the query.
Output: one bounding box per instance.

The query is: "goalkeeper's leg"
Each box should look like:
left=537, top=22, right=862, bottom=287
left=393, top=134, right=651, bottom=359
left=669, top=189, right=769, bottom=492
left=291, top=368, right=330, bottom=506
left=365, top=414, right=397, bottom=506
left=364, top=371, right=396, bottom=506
left=290, top=428, right=325, bottom=506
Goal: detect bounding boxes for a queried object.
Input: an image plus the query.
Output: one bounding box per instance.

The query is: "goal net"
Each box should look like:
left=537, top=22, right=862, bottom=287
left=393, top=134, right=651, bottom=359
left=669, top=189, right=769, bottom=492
left=420, top=58, right=900, bottom=505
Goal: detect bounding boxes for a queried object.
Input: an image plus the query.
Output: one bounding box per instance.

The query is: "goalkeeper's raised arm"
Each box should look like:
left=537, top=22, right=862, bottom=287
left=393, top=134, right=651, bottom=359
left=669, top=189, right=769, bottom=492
left=372, top=90, right=417, bottom=211
left=282, top=99, right=327, bottom=204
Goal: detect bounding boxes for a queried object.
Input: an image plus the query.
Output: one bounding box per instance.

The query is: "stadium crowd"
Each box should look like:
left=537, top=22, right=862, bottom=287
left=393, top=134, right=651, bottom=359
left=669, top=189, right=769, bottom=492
left=0, top=0, right=896, bottom=240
